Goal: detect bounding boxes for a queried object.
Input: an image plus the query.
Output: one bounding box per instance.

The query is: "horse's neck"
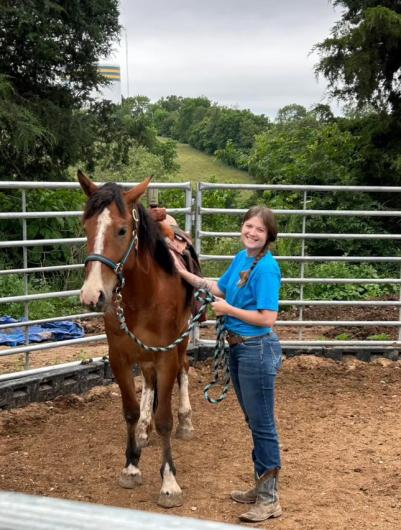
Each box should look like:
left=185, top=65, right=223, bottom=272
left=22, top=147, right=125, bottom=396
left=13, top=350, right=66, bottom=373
left=126, top=254, right=168, bottom=298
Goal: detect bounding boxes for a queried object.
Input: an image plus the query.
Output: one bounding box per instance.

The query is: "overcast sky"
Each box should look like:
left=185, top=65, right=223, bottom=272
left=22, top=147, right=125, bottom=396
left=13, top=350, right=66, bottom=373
left=111, top=0, right=343, bottom=118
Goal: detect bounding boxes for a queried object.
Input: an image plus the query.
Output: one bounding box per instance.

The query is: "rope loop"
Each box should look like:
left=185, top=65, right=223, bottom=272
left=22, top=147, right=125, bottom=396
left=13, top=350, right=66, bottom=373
left=114, top=286, right=231, bottom=404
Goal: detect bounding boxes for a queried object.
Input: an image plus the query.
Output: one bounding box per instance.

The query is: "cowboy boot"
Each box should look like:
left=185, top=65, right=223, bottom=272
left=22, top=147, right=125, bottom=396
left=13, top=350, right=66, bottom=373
left=230, top=472, right=257, bottom=504
left=239, top=468, right=282, bottom=522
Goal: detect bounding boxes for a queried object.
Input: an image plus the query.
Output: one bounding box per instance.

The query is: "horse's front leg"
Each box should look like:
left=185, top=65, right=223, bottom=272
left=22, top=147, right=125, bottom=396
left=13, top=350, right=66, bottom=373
left=135, top=366, right=155, bottom=448
left=176, top=348, right=194, bottom=440
left=111, top=356, right=143, bottom=489
left=154, top=366, right=183, bottom=508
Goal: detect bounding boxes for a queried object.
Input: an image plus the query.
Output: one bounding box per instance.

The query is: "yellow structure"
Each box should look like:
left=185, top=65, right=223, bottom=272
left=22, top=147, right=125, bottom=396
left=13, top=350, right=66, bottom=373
left=97, top=65, right=121, bottom=80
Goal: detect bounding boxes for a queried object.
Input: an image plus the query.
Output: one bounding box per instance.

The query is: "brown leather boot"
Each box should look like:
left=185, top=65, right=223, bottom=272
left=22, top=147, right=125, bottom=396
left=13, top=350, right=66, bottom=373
left=239, top=468, right=282, bottom=522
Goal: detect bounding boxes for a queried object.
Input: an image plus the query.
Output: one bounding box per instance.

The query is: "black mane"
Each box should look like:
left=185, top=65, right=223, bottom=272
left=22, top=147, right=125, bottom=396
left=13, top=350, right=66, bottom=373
left=83, top=183, right=175, bottom=276
left=83, top=182, right=126, bottom=220
left=136, top=203, right=175, bottom=275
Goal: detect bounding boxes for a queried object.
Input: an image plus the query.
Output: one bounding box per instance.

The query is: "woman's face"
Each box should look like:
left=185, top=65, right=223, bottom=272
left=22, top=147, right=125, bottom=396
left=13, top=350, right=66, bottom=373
left=241, top=215, right=268, bottom=255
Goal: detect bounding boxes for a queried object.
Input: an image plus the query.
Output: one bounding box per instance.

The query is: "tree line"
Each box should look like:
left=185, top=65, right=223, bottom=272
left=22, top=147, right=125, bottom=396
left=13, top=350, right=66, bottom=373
left=1, top=1, right=401, bottom=278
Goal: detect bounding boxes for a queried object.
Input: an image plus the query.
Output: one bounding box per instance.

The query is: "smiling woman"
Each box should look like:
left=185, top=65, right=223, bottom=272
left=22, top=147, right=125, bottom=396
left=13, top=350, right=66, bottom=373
left=171, top=205, right=283, bottom=523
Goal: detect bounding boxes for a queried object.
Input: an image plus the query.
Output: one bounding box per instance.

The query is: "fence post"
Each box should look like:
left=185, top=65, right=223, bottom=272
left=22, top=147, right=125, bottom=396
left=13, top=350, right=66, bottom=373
left=21, top=190, right=30, bottom=369
left=185, top=185, right=192, bottom=234
left=191, top=184, right=203, bottom=348
left=298, top=191, right=308, bottom=341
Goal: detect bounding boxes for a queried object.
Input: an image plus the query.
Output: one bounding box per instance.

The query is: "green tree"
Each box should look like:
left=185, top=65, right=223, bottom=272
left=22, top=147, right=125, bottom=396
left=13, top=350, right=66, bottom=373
left=314, top=1, right=401, bottom=190
left=0, top=0, right=120, bottom=180
left=172, top=97, right=211, bottom=142
left=314, top=1, right=401, bottom=113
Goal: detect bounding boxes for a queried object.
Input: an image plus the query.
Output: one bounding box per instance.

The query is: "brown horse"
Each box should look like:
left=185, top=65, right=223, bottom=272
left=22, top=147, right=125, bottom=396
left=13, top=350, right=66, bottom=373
left=78, top=171, right=194, bottom=508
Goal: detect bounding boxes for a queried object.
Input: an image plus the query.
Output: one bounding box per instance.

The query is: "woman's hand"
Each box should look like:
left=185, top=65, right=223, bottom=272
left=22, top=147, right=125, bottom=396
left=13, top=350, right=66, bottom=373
left=170, top=250, right=186, bottom=275
left=211, top=297, right=232, bottom=316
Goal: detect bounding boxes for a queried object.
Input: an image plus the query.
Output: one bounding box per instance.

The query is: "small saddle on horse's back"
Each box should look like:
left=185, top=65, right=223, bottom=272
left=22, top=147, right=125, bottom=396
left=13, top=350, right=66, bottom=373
left=148, top=207, right=206, bottom=322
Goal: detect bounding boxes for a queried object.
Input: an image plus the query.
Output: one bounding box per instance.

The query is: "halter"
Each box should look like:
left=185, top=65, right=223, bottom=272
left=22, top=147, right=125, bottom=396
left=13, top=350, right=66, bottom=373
left=84, top=207, right=140, bottom=288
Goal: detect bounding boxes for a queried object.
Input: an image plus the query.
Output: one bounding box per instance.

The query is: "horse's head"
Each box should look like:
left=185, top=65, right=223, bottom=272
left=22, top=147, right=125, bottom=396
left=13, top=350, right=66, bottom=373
left=78, top=170, right=151, bottom=311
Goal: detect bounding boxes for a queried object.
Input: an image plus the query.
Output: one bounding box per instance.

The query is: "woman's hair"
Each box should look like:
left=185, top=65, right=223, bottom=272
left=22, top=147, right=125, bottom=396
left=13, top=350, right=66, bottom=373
left=237, top=206, right=278, bottom=288
left=242, top=206, right=278, bottom=245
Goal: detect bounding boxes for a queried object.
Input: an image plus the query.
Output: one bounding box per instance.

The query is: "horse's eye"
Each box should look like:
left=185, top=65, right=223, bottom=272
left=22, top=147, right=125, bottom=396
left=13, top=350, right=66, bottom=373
left=118, top=227, right=127, bottom=237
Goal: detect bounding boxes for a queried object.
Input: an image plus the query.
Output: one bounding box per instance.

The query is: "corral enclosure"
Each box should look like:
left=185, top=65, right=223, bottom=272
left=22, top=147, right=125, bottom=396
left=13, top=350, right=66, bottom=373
left=1, top=355, right=401, bottom=529
left=1, top=181, right=401, bottom=528
left=1, top=180, right=401, bottom=378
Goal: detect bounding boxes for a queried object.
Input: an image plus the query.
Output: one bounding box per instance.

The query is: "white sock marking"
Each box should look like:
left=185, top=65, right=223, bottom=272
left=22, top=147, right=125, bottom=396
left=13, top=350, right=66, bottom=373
left=136, top=376, right=154, bottom=446
left=161, top=463, right=182, bottom=495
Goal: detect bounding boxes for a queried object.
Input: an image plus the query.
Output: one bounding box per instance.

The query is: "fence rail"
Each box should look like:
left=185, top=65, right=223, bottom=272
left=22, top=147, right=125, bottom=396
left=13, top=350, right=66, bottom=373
left=1, top=180, right=401, bottom=377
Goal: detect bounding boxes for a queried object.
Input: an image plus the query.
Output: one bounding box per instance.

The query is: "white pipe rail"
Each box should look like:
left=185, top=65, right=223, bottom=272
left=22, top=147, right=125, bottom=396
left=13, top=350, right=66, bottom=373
left=1, top=180, right=401, bottom=373
left=0, top=492, right=243, bottom=530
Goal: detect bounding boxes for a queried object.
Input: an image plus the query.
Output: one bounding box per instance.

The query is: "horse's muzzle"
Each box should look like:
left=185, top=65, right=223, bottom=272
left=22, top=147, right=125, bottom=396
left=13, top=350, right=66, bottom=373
left=80, top=288, right=106, bottom=312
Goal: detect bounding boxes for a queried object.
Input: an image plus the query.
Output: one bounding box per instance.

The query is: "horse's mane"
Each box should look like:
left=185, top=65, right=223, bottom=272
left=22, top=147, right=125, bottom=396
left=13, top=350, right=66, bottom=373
left=136, top=203, right=176, bottom=276
left=83, top=182, right=127, bottom=220
left=83, top=182, right=175, bottom=277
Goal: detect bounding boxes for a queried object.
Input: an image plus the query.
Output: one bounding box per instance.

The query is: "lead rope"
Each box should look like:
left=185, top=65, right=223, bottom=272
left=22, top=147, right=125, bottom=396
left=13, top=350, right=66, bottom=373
left=203, top=314, right=230, bottom=404
left=113, top=286, right=230, bottom=403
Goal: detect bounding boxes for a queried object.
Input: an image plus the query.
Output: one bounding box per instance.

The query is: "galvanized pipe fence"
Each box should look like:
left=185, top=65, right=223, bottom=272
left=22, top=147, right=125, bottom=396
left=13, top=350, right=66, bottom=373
left=196, top=182, right=401, bottom=352
left=1, top=180, right=401, bottom=380
left=0, top=181, right=192, bottom=374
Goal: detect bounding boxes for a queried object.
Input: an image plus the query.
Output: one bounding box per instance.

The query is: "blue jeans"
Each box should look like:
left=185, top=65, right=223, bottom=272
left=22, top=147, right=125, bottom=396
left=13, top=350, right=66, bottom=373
left=228, top=332, right=282, bottom=477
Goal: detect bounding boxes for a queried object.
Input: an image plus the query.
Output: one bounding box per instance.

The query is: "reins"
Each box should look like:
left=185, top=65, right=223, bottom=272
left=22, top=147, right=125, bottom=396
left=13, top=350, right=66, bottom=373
left=83, top=206, right=230, bottom=404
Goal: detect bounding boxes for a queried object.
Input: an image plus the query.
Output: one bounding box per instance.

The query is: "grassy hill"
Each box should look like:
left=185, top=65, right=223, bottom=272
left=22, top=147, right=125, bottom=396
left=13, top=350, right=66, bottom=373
left=173, top=142, right=252, bottom=184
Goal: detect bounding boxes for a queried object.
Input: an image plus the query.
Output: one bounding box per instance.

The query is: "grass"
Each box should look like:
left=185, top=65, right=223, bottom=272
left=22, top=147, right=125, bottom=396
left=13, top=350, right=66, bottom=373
left=173, top=142, right=252, bottom=184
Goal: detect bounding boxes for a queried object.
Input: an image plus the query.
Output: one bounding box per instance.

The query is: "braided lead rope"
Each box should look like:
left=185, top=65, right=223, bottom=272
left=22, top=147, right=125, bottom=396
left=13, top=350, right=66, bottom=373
left=203, top=314, right=230, bottom=404
left=114, top=287, right=214, bottom=352
left=114, top=284, right=231, bottom=404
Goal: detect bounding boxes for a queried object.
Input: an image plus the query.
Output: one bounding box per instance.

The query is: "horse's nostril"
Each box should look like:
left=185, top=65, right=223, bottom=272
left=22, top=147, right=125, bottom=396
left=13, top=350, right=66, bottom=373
left=98, top=290, right=105, bottom=305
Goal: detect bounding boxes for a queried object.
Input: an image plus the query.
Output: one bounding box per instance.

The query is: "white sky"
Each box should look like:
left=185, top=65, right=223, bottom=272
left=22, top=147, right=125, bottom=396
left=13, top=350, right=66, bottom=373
left=108, top=0, right=343, bottom=118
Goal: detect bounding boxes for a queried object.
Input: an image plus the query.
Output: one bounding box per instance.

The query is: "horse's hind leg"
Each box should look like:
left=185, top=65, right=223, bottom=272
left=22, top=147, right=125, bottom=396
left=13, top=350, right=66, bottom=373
left=111, top=357, right=143, bottom=489
left=175, top=347, right=194, bottom=440
left=154, top=365, right=183, bottom=508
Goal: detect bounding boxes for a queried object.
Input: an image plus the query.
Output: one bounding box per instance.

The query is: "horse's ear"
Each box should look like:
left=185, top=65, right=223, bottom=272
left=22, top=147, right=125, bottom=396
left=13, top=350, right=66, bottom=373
left=124, top=176, right=152, bottom=205
left=77, top=170, right=98, bottom=197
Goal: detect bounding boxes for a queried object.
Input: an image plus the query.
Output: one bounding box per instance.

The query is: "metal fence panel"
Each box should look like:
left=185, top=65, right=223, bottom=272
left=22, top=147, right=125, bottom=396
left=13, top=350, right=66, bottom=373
left=1, top=180, right=401, bottom=380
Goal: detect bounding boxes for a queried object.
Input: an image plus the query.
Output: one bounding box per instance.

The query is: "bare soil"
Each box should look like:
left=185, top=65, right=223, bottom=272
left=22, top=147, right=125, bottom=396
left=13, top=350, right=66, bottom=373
left=1, top=356, right=401, bottom=529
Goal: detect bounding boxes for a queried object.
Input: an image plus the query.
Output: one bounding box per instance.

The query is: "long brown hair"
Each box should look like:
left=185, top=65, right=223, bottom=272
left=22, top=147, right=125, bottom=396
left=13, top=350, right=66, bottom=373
left=237, top=206, right=278, bottom=288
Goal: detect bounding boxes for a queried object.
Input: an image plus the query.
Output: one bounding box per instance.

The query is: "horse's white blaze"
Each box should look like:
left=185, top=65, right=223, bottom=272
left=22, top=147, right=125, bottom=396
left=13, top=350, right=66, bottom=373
left=136, top=377, right=154, bottom=446
left=122, top=463, right=142, bottom=477
left=80, top=208, right=112, bottom=306
left=161, top=463, right=182, bottom=495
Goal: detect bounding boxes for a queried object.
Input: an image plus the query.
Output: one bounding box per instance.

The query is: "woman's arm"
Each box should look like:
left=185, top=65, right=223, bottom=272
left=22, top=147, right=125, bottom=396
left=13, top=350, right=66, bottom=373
left=212, top=297, right=278, bottom=328
left=171, top=251, right=225, bottom=298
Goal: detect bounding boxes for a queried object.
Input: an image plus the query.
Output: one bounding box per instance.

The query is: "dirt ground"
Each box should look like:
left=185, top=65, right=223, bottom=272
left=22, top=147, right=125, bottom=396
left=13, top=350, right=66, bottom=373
left=1, top=355, right=401, bottom=529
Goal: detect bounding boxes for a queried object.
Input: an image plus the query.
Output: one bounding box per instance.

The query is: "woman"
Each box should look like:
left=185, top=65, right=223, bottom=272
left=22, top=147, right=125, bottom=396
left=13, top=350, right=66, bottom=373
left=172, top=206, right=283, bottom=523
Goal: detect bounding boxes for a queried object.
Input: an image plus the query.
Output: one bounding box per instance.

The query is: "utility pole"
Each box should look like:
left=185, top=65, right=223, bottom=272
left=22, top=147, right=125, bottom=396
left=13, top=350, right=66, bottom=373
left=124, top=28, right=130, bottom=98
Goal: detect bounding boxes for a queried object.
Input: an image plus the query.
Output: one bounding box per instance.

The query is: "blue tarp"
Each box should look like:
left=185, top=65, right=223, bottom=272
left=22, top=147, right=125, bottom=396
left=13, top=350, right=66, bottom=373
left=0, top=316, right=85, bottom=347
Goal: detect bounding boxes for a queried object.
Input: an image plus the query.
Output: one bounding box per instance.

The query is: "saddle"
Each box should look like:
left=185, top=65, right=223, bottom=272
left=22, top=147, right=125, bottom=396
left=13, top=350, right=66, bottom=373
left=148, top=207, right=206, bottom=322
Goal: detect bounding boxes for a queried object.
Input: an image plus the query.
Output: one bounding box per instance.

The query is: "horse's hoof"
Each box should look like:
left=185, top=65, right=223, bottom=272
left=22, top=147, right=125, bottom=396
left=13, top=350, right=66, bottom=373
left=157, top=491, right=184, bottom=508
left=175, top=426, right=194, bottom=440
left=118, top=471, right=143, bottom=489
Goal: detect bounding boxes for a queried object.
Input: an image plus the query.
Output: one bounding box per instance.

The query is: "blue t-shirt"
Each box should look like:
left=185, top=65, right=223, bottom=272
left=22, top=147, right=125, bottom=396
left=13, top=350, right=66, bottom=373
left=217, top=249, right=281, bottom=337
